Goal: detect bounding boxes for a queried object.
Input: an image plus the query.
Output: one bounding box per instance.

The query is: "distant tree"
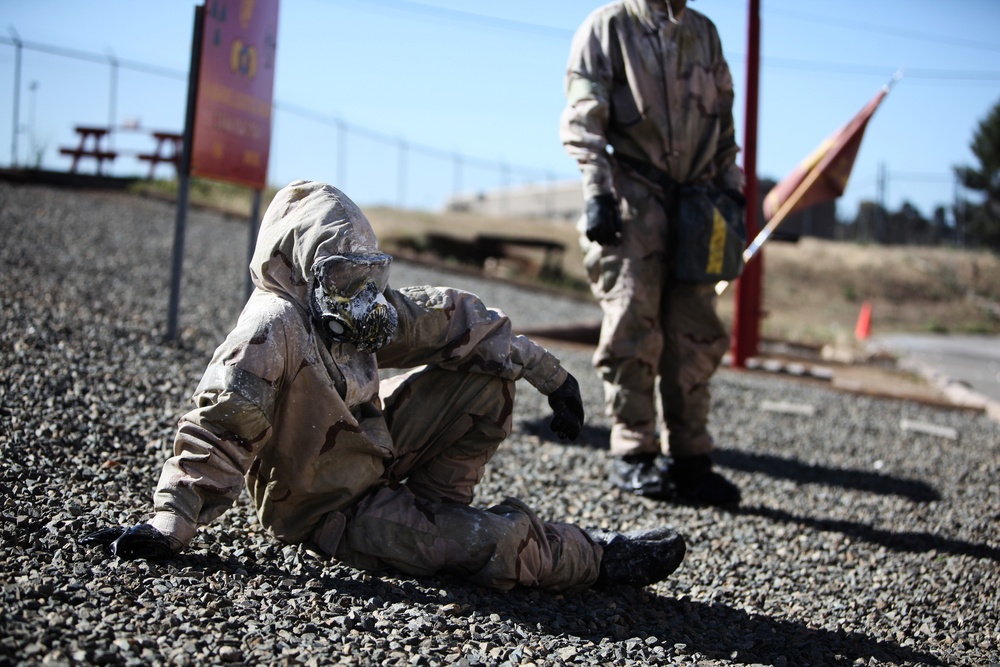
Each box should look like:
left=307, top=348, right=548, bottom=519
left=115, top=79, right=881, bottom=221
left=851, top=200, right=937, bottom=245
left=954, top=98, right=1000, bottom=252
left=886, top=201, right=930, bottom=244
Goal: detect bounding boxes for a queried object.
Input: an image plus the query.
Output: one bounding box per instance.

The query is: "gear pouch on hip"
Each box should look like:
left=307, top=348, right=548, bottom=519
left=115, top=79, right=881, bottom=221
left=670, top=185, right=746, bottom=283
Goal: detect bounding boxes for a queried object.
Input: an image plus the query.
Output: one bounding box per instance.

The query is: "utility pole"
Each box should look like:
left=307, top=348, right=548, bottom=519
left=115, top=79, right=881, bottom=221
left=9, top=27, right=22, bottom=167
left=27, top=80, right=37, bottom=166
left=107, top=51, right=119, bottom=150
left=875, top=161, right=887, bottom=243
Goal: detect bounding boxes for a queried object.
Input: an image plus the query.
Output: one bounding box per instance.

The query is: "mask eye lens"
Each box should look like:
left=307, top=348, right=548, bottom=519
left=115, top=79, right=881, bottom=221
left=327, top=319, right=345, bottom=335
left=316, top=253, right=392, bottom=298
left=336, top=273, right=370, bottom=298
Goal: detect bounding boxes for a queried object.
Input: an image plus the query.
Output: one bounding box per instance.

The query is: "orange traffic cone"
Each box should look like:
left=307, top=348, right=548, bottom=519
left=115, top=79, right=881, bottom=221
left=855, top=301, right=873, bottom=340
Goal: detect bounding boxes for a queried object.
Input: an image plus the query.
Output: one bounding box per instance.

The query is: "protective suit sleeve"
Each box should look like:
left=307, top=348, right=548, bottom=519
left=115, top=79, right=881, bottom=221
left=148, top=382, right=274, bottom=547
left=148, top=304, right=285, bottom=547
left=707, top=24, right=743, bottom=193
left=377, top=286, right=568, bottom=395
left=559, top=12, right=615, bottom=200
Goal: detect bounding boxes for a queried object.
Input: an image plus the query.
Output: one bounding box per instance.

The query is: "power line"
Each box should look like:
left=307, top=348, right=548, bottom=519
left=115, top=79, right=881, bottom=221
left=6, top=11, right=1000, bottom=90
left=767, top=6, right=1000, bottom=54
left=323, top=0, right=572, bottom=39
left=322, top=1, right=1000, bottom=81
left=891, top=172, right=957, bottom=183
left=327, top=0, right=1000, bottom=57
left=750, top=55, right=1000, bottom=82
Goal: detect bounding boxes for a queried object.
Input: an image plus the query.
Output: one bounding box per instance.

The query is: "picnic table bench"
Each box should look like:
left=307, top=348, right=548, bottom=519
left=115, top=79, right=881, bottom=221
left=136, top=131, right=183, bottom=179
left=59, top=126, right=184, bottom=178
left=59, top=126, right=118, bottom=175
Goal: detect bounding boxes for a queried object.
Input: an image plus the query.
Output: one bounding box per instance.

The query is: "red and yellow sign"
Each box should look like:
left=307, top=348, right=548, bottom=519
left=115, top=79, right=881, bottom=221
left=191, top=0, right=279, bottom=189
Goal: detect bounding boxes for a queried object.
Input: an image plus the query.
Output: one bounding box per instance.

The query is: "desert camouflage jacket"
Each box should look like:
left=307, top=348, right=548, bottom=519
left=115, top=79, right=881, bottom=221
left=148, top=181, right=567, bottom=549
left=560, top=0, right=743, bottom=200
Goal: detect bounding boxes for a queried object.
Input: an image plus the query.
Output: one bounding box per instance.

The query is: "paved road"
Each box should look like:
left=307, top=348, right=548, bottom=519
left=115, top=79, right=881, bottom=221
left=871, top=333, right=1000, bottom=403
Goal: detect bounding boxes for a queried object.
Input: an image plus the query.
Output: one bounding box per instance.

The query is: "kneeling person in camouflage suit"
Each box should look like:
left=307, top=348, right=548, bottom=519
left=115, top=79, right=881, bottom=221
left=81, top=180, right=684, bottom=591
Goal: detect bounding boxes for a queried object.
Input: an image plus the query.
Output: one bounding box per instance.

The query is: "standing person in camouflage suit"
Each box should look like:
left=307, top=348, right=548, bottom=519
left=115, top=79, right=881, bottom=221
left=81, top=180, right=687, bottom=590
left=560, top=0, right=743, bottom=505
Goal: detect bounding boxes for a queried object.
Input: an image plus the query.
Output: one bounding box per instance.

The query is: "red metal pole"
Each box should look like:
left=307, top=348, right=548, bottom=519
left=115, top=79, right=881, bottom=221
left=731, top=0, right=762, bottom=368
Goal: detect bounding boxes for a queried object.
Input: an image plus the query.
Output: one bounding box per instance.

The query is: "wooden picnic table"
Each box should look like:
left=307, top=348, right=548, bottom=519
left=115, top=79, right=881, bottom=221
left=59, top=126, right=184, bottom=178
left=59, top=126, right=118, bottom=175
left=136, top=131, right=183, bottom=179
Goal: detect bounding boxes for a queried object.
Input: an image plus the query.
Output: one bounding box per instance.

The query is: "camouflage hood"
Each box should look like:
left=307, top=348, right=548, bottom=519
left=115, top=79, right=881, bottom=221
left=250, top=180, right=382, bottom=308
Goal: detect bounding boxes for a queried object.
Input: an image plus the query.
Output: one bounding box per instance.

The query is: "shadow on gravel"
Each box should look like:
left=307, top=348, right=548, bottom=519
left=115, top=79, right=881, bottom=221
left=520, top=427, right=942, bottom=504
left=713, top=448, right=941, bottom=502
left=155, top=549, right=447, bottom=607
left=729, top=504, right=1000, bottom=564
left=472, top=586, right=944, bottom=666
left=165, top=551, right=946, bottom=666
left=517, top=417, right=610, bottom=450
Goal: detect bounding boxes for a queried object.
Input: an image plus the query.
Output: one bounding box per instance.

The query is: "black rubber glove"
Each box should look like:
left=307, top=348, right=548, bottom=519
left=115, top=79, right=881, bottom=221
left=584, top=194, right=623, bottom=246
left=547, top=373, right=585, bottom=441
left=79, top=524, right=178, bottom=560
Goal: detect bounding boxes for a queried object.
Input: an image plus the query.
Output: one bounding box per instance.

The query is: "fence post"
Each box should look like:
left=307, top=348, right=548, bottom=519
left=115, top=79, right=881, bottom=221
left=9, top=27, right=22, bottom=167
left=106, top=52, right=118, bottom=151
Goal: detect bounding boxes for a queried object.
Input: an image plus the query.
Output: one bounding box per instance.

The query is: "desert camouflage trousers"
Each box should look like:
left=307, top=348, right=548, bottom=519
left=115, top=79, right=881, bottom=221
left=329, top=366, right=601, bottom=591
left=584, top=174, right=730, bottom=459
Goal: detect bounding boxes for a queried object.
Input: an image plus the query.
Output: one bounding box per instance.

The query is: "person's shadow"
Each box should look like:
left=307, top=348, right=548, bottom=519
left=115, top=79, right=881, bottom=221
left=711, top=448, right=940, bottom=502
left=518, top=416, right=998, bottom=564
left=148, top=548, right=946, bottom=666
left=471, top=584, right=947, bottom=667
left=519, top=416, right=939, bottom=503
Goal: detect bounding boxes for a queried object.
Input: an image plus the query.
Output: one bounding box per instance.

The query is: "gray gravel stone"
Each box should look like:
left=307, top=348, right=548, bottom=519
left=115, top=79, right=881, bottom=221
left=1, top=181, right=999, bottom=666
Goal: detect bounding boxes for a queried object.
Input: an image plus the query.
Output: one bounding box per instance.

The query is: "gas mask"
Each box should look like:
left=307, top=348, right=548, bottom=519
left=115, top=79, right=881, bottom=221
left=309, top=253, right=399, bottom=354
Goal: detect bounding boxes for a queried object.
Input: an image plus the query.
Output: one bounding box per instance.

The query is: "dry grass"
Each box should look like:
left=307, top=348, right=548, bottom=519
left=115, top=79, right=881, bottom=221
left=757, top=239, right=1000, bottom=345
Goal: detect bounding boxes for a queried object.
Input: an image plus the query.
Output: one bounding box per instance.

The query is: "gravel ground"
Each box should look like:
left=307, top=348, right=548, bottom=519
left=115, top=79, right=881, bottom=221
left=2, top=181, right=998, bottom=667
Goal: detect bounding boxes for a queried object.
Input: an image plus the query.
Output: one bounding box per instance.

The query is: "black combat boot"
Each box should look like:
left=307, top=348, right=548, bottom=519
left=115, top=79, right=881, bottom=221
left=609, top=453, right=677, bottom=500
left=666, top=454, right=741, bottom=506
left=591, top=527, right=686, bottom=588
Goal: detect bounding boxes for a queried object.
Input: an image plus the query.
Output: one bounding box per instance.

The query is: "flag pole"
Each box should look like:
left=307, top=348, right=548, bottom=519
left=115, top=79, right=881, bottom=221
left=715, top=160, right=825, bottom=295
left=730, top=0, right=763, bottom=367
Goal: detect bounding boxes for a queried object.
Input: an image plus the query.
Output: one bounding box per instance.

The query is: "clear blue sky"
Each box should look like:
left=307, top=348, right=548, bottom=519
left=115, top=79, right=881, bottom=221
left=2, top=0, right=998, bottom=222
